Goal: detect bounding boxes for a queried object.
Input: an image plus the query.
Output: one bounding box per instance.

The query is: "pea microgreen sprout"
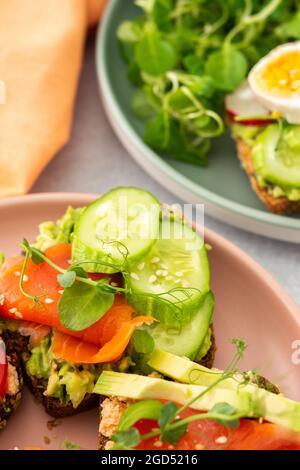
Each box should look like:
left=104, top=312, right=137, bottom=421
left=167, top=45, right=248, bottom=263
left=112, top=338, right=249, bottom=449
left=117, top=0, right=298, bottom=165
left=19, top=239, right=203, bottom=332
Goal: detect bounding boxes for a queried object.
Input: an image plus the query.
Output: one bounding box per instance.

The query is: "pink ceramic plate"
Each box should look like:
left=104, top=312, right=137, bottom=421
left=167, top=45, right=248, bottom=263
left=0, top=193, right=299, bottom=450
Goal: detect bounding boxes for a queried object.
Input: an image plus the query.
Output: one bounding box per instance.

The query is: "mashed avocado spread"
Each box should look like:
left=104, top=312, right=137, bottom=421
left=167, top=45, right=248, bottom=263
left=26, top=335, right=100, bottom=408
left=34, top=207, right=83, bottom=251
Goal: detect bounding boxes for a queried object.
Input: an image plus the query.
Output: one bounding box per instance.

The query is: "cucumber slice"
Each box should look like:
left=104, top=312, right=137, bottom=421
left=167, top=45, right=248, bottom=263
left=126, top=215, right=210, bottom=327
left=149, top=292, right=214, bottom=360
left=253, top=124, right=300, bottom=188
left=72, top=187, right=160, bottom=273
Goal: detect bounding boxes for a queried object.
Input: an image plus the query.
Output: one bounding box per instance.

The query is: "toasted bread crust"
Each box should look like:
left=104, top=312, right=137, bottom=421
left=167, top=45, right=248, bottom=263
left=0, top=332, right=23, bottom=430
left=24, top=372, right=99, bottom=418
left=198, top=325, right=216, bottom=370
left=6, top=332, right=98, bottom=418
left=236, top=139, right=300, bottom=214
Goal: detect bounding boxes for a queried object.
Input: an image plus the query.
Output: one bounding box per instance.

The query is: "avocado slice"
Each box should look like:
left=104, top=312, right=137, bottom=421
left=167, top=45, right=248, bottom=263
left=253, top=124, right=300, bottom=189
left=94, top=371, right=300, bottom=433
left=148, top=349, right=278, bottom=394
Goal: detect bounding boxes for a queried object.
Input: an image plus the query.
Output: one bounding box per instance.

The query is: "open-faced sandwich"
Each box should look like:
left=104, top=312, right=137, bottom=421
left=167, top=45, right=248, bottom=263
left=0, top=187, right=215, bottom=418
left=95, top=349, right=300, bottom=451
left=227, top=43, right=300, bottom=214
left=0, top=330, right=22, bottom=430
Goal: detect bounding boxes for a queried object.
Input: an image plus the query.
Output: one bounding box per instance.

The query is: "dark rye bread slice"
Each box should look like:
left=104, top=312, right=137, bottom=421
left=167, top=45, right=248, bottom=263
left=0, top=331, right=23, bottom=430
left=98, top=329, right=217, bottom=450
left=38, top=325, right=214, bottom=418
left=26, top=327, right=216, bottom=419
left=236, top=139, right=300, bottom=214
left=8, top=332, right=98, bottom=418
left=25, top=374, right=98, bottom=418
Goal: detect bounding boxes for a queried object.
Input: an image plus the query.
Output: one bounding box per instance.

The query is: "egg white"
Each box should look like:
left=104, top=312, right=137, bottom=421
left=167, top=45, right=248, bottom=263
left=248, top=42, right=300, bottom=124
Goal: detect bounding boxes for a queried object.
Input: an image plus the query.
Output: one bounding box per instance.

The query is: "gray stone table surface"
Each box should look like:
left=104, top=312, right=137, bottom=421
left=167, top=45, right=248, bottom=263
left=32, top=39, right=300, bottom=306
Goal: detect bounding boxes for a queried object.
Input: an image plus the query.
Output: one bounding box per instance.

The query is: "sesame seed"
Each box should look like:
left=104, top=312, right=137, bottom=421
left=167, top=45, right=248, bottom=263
left=175, top=271, right=183, bottom=277
left=195, top=443, right=205, bottom=450
left=149, top=275, right=157, bottom=284
left=279, top=79, right=287, bottom=85
left=151, top=257, right=160, bottom=263
left=258, top=417, right=263, bottom=424
left=215, top=436, right=227, bottom=444
left=45, top=298, right=54, bottom=304
left=166, top=275, right=173, bottom=281
left=153, top=440, right=163, bottom=448
left=0, top=294, right=4, bottom=306
left=9, top=308, right=17, bottom=313
left=14, top=271, right=21, bottom=277
left=175, top=279, right=182, bottom=284
left=156, top=270, right=163, bottom=276
left=181, top=280, right=190, bottom=288
left=15, top=311, right=23, bottom=319
left=128, top=207, right=138, bottom=218
left=161, top=270, right=168, bottom=277
left=110, top=282, right=118, bottom=287
left=23, top=274, right=29, bottom=282
left=130, top=272, right=140, bottom=281
left=137, top=262, right=145, bottom=271
left=160, top=264, right=168, bottom=269
left=58, top=290, right=64, bottom=295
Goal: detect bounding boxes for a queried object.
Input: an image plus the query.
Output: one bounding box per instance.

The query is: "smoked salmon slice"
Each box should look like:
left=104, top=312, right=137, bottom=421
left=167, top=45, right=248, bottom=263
left=0, top=244, right=139, bottom=347
left=51, top=316, right=153, bottom=364
left=135, top=407, right=300, bottom=450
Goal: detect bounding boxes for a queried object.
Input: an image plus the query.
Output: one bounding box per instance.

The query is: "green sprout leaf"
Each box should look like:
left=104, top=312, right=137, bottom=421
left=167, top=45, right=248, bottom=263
left=72, top=266, right=89, bottom=278
left=57, top=271, right=76, bottom=289
left=31, top=249, right=45, bottom=265
left=135, top=24, right=177, bottom=76
left=113, top=428, right=141, bottom=448
left=210, top=402, right=240, bottom=428
left=205, top=44, right=248, bottom=92
left=158, top=402, right=178, bottom=430
left=161, top=424, right=187, bottom=444
left=58, top=282, right=114, bottom=331
left=133, top=329, right=155, bottom=354
left=230, top=337, right=247, bottom=356
left=117, top=21, right=142, bottom=43
left=132, top=88, right=158, bottom=120
left=118, top=400, right=162, bottom=431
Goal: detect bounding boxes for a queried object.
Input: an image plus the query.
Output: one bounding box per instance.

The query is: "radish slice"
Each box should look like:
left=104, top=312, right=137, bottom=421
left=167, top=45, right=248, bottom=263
left=225, top=81, right=269, bottom=117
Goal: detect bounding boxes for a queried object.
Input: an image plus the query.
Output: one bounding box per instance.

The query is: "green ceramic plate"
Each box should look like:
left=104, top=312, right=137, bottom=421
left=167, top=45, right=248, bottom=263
left=96, top=0, right=300, bottom=243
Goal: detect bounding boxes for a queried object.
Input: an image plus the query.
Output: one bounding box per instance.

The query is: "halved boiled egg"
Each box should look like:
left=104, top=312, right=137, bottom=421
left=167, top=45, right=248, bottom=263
left=249, top=42, right=300, bottom=124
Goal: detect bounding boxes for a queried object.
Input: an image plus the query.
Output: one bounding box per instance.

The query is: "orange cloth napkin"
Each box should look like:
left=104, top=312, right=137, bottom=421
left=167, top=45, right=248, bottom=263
left=0, top=0, right=106, bottom=197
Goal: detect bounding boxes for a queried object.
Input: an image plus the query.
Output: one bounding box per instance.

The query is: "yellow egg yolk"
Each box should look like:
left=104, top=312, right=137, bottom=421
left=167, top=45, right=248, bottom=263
left=255, top=51, right=300, bottom=97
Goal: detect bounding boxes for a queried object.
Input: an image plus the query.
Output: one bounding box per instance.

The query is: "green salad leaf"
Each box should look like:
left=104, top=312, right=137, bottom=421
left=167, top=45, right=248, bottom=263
left=135, top=23, right=177, bottom=75
left=58, top=282, right=114, bottom=331
left=205, top=44, right=248, bottom=92
left=117, top=0, right=299, bottom=166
